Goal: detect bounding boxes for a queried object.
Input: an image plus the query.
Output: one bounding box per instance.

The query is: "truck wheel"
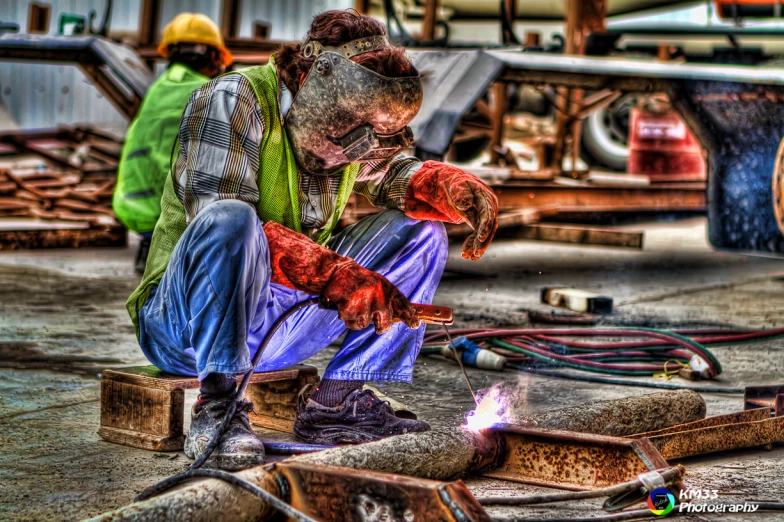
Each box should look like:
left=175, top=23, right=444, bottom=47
left=773, top=137, right=784, bottom=236
left=581, top=93, right=639, bottom=172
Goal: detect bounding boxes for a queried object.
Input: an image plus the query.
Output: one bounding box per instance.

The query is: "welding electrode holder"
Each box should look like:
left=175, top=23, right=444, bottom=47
left=317, top=296, right=454, bottom=326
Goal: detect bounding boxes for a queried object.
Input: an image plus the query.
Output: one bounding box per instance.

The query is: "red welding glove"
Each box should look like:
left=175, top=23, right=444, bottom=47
left=263, top=221, right=420, bottom=334
left=405, top=161, right=499, bottom=261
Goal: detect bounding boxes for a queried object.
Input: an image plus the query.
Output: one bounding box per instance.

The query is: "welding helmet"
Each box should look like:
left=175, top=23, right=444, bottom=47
left=284, top=35, right=423, bottom=176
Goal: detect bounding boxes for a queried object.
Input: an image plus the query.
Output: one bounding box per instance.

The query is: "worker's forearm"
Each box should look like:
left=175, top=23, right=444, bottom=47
left=263, top=221, right=354, bottom=295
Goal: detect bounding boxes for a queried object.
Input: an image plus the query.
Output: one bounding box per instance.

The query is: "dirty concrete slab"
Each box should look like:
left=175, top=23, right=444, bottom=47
left=1, top=219, right=783, bottom=521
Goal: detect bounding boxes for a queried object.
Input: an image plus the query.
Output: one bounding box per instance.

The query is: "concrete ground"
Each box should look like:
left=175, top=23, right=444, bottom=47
left=1, top=217, right=783, bottom=521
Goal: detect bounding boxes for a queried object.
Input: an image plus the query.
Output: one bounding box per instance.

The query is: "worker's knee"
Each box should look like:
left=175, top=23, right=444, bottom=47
left=405, top=216, right=448, bottom=258
left=192, top=200, right=261, bottom=253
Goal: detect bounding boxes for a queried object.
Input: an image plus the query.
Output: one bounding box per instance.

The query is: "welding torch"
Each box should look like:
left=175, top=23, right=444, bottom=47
left=393, top=303, right=478, bottom=405
left=319, top=299, right=477, bottom=404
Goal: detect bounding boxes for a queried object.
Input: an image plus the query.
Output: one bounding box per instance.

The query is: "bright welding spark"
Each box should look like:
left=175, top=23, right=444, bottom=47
left=462, top=383, right=512, bottom=432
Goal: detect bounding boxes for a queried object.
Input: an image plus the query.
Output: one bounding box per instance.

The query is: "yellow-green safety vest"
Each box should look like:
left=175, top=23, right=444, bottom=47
left=126, top=59, right=360, bottom=333
left=113, top=63, right=210, bottom=233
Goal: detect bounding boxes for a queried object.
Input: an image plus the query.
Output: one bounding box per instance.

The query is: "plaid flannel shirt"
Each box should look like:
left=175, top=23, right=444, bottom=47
left=173, top=73, right=422, bottom=239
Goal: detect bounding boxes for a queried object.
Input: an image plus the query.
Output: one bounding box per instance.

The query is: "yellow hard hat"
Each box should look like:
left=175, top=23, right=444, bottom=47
left=158, top=13, right=233, bottom=67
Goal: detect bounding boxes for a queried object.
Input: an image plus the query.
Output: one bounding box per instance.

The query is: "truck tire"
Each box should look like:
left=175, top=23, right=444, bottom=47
left=773, top=137, right=784, bottom=236
left=580, top=93, right=639, bottom=172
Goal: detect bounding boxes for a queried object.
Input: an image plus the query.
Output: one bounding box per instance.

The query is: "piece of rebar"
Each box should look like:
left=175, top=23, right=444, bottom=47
left=476, top=465, right=684, bottom=506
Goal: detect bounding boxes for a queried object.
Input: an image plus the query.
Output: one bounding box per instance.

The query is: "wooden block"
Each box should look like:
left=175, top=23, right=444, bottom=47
left=99, top=364, right=320, bottom=448
left=100, top=379, right=184, bottom=436
left=512, top=223, right=644, bottom=249
left=245, top=372, right=320, bottom=433
left=101, top=364, right=317, bottom=391
left=541, top=287, right=613, bottom=314
left=97, top=426, right=186, bottom=452
left=98, top=379, right=185, bottom=451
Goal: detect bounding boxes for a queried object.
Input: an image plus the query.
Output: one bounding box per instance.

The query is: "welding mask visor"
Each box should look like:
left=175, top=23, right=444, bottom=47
left=284, top=38, right=423, bottom=176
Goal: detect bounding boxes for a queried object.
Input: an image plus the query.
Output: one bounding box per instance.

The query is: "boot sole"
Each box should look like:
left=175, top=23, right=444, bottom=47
left=293, top=423, right=384, bottom=445
left=203, top=451, right=266, bottom=471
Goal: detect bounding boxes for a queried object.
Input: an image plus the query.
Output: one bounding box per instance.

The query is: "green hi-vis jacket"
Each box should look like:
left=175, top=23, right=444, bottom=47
left=126, top=60, right=360, bottom=333
left=112, top=63, right=210, bottom=233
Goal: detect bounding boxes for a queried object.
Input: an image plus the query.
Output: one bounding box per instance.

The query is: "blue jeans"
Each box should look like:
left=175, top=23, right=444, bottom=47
left=137, top=200, right=448, bottom=383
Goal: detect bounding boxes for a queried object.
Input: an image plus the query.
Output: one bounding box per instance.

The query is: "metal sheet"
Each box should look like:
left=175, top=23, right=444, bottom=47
left=0, top=34, right=153, bottom=120
left=407, top=50, right=504, bottom=156
left=482, top=424, right=669, bottom=491
left=491, top=50, right=784, bottom=87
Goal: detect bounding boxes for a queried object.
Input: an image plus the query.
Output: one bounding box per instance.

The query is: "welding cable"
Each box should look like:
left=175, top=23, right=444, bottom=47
left=134, top=468, right=318, bottom=522
left=423, top=327, right=722, bottom=377
left=510, top=364, right=745, bottom=393
left=493, top=338, right=674, bottom=375
left=475, top=328, right=722, bottom=374
left=476, top=466, right=684, bottom=507
left=135, top=297, right=322, bottom=519
left=263, top=442, right=335, bottom=455
left=189, top=297, right=320, bottom=470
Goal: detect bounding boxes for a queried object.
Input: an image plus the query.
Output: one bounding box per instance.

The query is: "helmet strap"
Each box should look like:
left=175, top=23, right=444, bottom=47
left=301, top=35, right=388, bottom=60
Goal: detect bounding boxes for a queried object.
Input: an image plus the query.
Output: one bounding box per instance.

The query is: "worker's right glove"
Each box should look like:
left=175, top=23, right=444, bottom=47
left=263, top=221, right=420, bottom=334
left=404, top=161, right=499, bottom=262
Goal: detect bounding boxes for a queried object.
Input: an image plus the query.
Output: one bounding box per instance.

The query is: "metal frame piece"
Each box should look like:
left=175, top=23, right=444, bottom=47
left=629, top=409, right=784, bottom=460
left=271, top=462, right=492, bottom=522
left=0, top=34, right=153, bottom=120
left=745, top=385, right=784, bottom=417
left=481, top=424, right=669, bottom=491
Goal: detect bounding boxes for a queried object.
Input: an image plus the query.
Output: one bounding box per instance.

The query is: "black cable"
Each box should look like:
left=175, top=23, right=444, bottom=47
left=135, top=297, right=321, bottom=519
left=510, top=364, right=745, bottom=393
left=190, top=297, right=319, bottom=470
left=490, top=509, right=666, bottom=522
left=135, top=468, right=317, bottom=522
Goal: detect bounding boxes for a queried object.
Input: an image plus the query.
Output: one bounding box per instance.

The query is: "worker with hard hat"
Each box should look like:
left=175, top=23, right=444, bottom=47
left=113, top=13, right=231, bottom=273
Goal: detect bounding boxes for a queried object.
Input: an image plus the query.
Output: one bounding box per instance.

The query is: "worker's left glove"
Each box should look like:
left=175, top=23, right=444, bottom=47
left=405, top=161, right=499, bottom=261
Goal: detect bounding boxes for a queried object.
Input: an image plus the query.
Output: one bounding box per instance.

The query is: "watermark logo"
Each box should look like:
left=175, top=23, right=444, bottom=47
left=648, top=488, right=676, bottom=516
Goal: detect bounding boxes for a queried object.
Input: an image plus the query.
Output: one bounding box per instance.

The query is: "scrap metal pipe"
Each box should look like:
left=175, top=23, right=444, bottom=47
left=518, top=390, right=707, bottom=437
left=86, top=428, right=503, bottom=522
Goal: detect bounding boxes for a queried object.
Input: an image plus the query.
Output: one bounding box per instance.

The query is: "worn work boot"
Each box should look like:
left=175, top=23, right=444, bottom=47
left=184, top=397, right=266, bottom=470
left=293, top=386, right=431, bottom=444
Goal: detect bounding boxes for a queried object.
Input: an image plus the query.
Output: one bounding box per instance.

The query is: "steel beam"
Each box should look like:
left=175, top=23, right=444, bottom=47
left=482, top=425, right=669, bottom=491
left=629, top=410, right=784, bottom=460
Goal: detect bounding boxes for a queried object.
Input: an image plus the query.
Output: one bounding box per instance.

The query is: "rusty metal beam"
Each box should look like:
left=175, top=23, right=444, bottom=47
left=745, top=385, right=784, bottom=417
left=137, top=0, right=161, bottom=47
left=482, top=425, right=669, bottom=491
left=220, top=0, right=242, bottom=40
left=629, top=411, right=784, bottom=460
left=492, top=181, right=706, bottom=213
left=273, top=462, right=492, bottom=522
left=421, top=0, right=440, bottom=41
left=489, top=82, right=507, bottom=165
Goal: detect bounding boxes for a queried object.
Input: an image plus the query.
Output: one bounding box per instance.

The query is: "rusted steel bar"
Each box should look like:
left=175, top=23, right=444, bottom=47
left=482, top=425, right=669, bottom=490
left=745, top=385, right=784, bottom=417
left=631, top=408, right=769, bottom=438
left=630, top=414, right=784, bottom=460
